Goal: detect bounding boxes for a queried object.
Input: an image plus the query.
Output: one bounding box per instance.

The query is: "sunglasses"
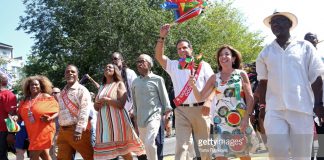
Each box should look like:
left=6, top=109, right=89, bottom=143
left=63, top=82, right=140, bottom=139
left=269, top=17, right=291, bottom=25
left=136, top=59, right=147, bottom=64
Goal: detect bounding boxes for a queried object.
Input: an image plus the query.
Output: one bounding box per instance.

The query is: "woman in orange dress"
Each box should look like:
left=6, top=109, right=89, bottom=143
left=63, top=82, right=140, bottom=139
left=18, top=75, right=59, bottom=160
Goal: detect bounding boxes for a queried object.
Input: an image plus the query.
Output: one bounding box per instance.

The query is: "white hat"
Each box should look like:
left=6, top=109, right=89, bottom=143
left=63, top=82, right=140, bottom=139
left=263, top=12, right=298, bottom=30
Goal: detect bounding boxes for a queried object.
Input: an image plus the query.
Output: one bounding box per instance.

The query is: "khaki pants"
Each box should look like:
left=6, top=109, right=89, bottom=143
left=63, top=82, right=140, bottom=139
left=174, top=106, right=211, bottom=160
left=138, top=118, right=161, bottom=160
left=57, top=126, right=93, bottom=160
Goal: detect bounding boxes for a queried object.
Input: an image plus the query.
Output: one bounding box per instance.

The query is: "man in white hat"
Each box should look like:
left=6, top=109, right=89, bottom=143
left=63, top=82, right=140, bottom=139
left=256, top=12, right=324, bottom=159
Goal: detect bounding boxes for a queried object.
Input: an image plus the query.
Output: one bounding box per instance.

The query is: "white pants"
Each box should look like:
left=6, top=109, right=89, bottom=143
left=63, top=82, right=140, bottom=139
left=138, top=118, right=161, bottom=160
left=264, top=110, right=313, bottom=160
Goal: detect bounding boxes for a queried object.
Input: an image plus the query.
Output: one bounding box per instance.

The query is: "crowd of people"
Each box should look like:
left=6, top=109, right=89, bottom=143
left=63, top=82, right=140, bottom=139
left=1, top=11, right=324, bottom=160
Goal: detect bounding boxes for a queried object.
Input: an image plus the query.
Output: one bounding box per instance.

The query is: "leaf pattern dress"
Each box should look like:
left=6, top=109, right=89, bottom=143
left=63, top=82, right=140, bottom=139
left=210, top=69, right=259, bottom=158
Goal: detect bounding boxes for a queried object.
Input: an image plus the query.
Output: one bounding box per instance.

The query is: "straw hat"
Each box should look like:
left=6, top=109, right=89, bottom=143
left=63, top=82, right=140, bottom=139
left=263, top=12, right=298, bottom=30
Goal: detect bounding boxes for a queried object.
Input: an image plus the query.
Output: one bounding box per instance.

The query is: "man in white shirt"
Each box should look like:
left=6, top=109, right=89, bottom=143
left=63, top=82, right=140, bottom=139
left=256, top=12, right=324, bottom=160
left=155, top=24, right=213, bottom=160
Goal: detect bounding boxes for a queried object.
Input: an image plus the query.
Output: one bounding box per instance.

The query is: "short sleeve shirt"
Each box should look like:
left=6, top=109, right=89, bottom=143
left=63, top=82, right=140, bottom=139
left=165, top=59, right=214, bottom=104
left=256, top=40, right=324, bottom=114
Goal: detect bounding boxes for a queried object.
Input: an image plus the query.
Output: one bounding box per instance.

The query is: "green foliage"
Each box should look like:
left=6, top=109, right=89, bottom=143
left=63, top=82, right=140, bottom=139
left=0, top=57, right=8, bottom=66
left=17, top=0, right=264, bottom=92
left=162, top=1, right=264, bottom=71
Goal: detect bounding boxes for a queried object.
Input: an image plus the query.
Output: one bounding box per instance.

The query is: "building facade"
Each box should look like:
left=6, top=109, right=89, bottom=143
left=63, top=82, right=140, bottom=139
left=0, top=42, right=24, bottom=88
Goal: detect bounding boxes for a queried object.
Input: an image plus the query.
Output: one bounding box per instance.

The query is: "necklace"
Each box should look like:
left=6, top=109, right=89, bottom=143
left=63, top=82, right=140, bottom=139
left=27, top=93, right=41, bottom=123
left=220, top=70, right=234, bottom=83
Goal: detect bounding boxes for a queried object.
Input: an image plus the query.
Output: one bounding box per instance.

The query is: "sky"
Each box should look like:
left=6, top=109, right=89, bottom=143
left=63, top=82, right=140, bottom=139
left=1, top=0, right=324, bottom=62
left=232, top=0, right=324, bottom=52
left=0, top=0, right=34, bottom=60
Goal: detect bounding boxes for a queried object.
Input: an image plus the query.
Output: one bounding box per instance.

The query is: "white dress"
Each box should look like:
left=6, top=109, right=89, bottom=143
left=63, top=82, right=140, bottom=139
left=210, top=69, right=259, bottom=158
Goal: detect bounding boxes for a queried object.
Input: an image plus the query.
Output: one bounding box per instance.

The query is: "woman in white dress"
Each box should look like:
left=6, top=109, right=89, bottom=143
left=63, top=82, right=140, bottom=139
left=190, top=44, right=258, bottom=160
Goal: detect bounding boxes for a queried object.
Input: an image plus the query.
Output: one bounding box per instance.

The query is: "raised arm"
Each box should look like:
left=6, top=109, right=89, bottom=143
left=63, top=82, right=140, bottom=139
left=155, top=24, right=171, bottom=69
left=86, top=74, right=100, bottom=89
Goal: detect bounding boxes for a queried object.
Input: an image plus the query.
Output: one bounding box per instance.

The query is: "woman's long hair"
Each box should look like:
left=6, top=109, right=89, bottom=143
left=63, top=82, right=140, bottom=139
left=102, top=64, right=123, bottom=84
left=216, top=44, right=243, bottom=71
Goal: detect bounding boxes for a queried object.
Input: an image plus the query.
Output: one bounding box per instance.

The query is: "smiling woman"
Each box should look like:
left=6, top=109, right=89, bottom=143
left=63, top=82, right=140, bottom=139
left=18, top=75, right=59, bottom=160
left=93, top=63, right=145, bottom=160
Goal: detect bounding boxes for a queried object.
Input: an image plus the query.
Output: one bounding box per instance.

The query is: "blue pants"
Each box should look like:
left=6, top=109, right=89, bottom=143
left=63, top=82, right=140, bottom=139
left=156, top=119, right=164, bottom=160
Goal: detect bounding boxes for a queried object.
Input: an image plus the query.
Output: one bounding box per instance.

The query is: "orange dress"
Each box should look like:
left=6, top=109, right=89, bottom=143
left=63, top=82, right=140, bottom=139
left=18, top=96, right=59, bottom=150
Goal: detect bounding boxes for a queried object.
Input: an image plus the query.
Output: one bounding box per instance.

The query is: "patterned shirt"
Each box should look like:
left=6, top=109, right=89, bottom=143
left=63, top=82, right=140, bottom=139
left=132, top=72, right=172, bottom=127
left=58, top=82, right=91, bottom=133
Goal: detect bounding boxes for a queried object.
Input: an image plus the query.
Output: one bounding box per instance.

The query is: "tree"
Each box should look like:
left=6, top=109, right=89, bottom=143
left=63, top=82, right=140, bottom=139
left=0, top=57, right=8, bottom=66
left=161, top=1, right=264, bottom=71
left=18, top=0, right=264, bottom=92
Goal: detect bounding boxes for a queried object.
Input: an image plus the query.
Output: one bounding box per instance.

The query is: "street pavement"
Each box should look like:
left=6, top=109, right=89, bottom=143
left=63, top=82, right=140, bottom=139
left=8, top=134, right=319, bottom=160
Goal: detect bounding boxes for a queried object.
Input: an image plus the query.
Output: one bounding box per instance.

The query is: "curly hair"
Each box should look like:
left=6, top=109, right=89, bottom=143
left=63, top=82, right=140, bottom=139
left=21, top=75, right=53, bottom=99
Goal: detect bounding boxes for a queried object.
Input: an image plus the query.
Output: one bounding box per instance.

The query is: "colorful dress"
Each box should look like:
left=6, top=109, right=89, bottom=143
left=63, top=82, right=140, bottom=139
left=18, top=96, right=59, bottom=150
left=210, top=69, right=258, bottom=158
left=94, top=82, right=145, bottom=159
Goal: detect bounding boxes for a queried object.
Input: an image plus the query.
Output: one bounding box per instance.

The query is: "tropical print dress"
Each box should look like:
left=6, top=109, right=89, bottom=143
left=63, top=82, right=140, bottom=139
left=93, top=82, right=145, bottom=159
left=210, top=69, right=258, bottom=158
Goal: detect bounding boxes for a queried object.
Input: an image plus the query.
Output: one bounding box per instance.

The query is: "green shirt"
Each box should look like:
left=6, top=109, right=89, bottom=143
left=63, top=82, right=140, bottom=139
left=132, top=72, right=171, bottom=127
